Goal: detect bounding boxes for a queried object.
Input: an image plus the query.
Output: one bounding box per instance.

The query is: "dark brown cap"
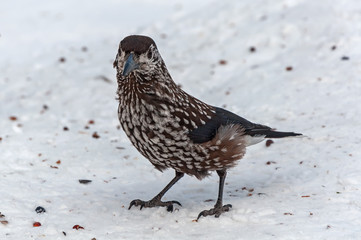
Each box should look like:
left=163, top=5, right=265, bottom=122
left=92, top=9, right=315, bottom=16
left=120, top=35, right=157, bottom=54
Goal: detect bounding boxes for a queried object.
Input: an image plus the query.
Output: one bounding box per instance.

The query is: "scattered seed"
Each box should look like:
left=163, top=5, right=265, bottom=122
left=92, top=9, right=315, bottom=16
left=9, top=116, right=17, bottom=121
left=301, top=195, right=310, bottom=198
left=249, top=46, right=256, bottom=52
left=50, top=165, right=58, bottom=169
left=35, top=206, right=46, bottom=214
left=219, top=60, right=227, bottom=65
left=265, top=139, right=274, bottom=147
left=1, top=220, right=9, bottom=225
left=341, top=56, right=349, bottom=61
left=59, top=57, right=66, bottom=63
left=284, top=212, right=293, bottom=216
left=88, top=120, right=95, bottom=124
left=56, top=160, right=61, bottom=164
left=331, top=45, right=337, bottom=51
left=63, top=126, right=69, bottom=131
left=266, top=161, right=277, bottom=165
left=73, top=224, right=84, bottom=230
left=33, top=222, right=42, bottom=227
left=92, top=132, right=100, bottom=139
left=79, top=179, right=92, bottom=184
left=285, top=66, right=293, bottom=71
left=63, top=231, right=67, bottom=236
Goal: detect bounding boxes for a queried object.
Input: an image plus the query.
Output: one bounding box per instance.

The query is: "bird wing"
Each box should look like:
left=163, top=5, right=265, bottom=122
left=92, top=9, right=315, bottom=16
left=189, top=107, right=271, bottom=144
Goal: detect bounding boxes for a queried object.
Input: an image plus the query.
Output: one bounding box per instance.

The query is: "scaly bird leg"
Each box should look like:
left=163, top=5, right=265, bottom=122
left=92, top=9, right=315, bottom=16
left=197, top=169, right=232, bottom=220
left=129, top=171, right=184, bottom=212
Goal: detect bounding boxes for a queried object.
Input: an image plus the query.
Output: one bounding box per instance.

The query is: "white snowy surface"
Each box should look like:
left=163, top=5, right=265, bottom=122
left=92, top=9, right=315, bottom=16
left=1, top=0, right=361, bottom=239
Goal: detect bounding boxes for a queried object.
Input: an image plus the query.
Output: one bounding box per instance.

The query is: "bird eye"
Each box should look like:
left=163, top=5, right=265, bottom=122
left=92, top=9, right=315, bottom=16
left=147, top=51, right=152, bottom=59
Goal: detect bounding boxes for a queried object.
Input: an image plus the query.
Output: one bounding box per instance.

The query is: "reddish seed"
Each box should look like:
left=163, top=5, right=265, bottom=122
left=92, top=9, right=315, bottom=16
left=266, top=161, right=276, bottom=165
left=1, top=220, right=9, bottom=225
left=56, top=160, right=61, bottom=164
left=33, top=222, right=41, bottom=227
left=9, top=116, right=17, bottom=121
left=219, top=60, right=227, bottom=65
left=73, top=225, right=84, bottom=230
left=63, top=126, right=69, bottom=131
left=59, top=57, right=66, bottom=63
left=88, top=120, right=95, bottom=124
left=92, top=132, right=100, bottom=139
left=265, top=139, right=274, bottom=147
left=286, top=66, right=293, bottom=71
left=284, top=213, right=294, bottom=216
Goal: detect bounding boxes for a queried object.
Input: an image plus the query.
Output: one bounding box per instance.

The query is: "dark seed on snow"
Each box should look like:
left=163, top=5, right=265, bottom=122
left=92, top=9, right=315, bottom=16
left=35, top=206, right=46, bottom=214
left=79, top=179, right=92, bottom=184
left=265, top=139, right=274, bottom=147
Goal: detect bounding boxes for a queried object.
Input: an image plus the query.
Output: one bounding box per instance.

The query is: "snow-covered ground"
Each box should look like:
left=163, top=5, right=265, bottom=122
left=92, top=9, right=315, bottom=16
left=1, top=0, right=361, bottom=239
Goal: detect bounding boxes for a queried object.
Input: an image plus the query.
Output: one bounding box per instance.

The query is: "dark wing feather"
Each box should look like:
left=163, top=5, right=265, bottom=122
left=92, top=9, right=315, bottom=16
left=189, top=107, right=302, bottom=144
left=189, top=107, right=271, bottom=143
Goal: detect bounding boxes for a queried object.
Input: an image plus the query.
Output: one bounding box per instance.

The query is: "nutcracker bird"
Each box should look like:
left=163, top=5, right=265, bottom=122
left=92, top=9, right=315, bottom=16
left=113, top=35, right=302, bottom=220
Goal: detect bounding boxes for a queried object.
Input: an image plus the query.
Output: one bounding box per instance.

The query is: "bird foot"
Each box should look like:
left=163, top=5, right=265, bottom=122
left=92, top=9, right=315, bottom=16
left=197, top=203, right=232, bottom=220
left=128, top=198, right=182, bottom=212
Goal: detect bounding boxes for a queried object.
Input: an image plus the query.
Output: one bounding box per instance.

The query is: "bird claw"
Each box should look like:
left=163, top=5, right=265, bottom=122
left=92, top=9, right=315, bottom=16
left=197, top=204, right=232, bottom=220
left=128, top=198, right=182, bottom=212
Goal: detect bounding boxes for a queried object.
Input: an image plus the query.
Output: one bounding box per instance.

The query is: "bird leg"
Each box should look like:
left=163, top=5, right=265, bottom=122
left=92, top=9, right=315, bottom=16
left=128, top=171, right=184, bottom=212
left=197, top=169, right=232, bottom=220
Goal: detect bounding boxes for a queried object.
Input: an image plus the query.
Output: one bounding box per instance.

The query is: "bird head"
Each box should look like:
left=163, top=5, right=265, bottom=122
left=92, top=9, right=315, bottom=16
left=114, top=35, right=164, bottom=81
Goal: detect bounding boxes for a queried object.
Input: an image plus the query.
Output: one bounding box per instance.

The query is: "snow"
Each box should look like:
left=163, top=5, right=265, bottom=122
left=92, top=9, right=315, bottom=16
left=1, top=0, right=361, bottom=239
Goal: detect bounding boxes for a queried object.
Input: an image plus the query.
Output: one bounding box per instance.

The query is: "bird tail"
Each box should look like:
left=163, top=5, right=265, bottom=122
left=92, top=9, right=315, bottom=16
left=264, top=130, right=302, bottom=138
left=248, top=129, right=303, bottom=138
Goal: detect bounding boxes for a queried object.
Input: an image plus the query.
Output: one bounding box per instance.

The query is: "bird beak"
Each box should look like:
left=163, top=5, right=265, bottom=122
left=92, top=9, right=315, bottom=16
left=122, top=53, right=139, bottom=76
